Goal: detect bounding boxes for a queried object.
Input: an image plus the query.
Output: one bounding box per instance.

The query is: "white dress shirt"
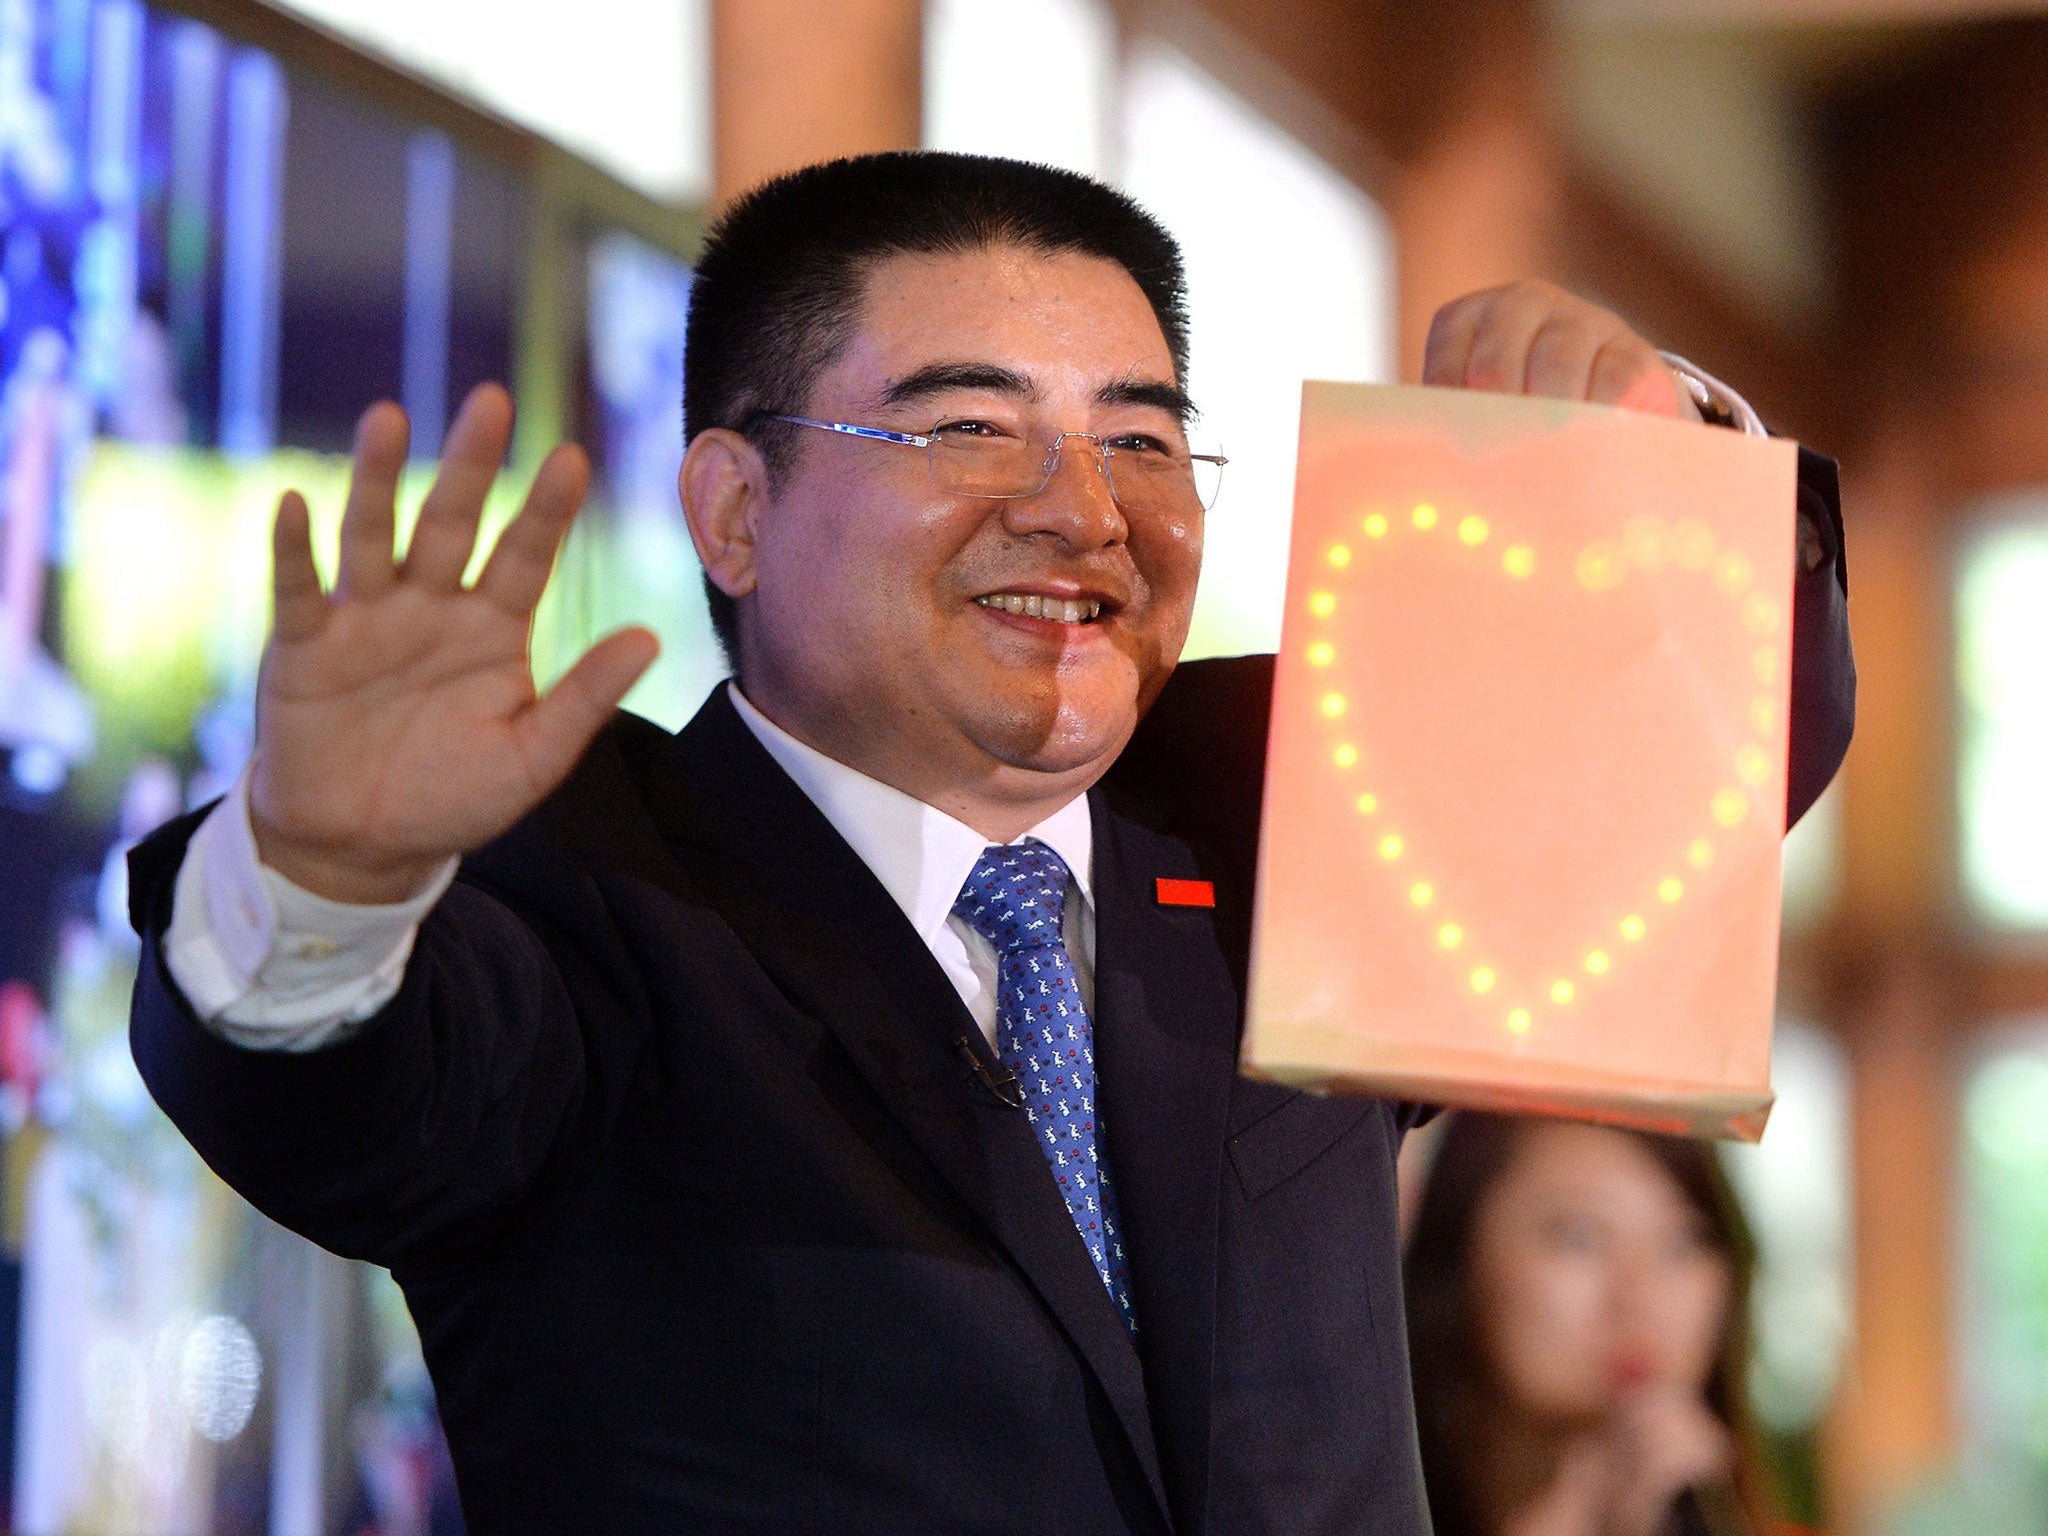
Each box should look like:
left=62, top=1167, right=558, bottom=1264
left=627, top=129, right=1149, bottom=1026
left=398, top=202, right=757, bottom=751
left=162, top=684, right=1094, bottom=1052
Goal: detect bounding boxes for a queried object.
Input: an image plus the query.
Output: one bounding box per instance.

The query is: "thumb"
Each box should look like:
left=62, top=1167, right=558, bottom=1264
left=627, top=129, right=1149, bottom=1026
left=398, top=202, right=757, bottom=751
left=514, top=627, right=662, bottom=794
left=1617, top=362, right=1688, bottom=418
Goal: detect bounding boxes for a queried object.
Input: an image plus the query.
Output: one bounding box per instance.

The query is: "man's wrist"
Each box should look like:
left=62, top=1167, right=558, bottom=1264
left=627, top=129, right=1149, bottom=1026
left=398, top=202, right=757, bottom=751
left=249, top=813, right=449, bottom=907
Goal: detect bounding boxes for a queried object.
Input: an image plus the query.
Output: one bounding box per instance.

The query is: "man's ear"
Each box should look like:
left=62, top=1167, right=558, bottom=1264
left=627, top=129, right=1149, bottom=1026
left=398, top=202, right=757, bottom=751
left=680, top=428, right=767, bottom=602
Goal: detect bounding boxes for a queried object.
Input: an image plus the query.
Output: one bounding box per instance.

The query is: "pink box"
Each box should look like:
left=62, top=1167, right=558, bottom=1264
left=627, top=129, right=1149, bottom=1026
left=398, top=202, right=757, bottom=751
left=1242, top=383, right=1800, bottom=1140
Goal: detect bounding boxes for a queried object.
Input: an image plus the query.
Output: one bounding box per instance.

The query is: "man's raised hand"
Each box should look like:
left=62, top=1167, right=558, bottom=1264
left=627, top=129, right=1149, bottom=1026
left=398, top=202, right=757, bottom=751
left=1422, top=280, right=1704, bottom=421
left=250, top=383, right=660, bottom=904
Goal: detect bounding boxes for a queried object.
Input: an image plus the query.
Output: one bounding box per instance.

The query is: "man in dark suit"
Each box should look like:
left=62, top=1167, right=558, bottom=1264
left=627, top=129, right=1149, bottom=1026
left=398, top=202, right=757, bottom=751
left=128, top=153, right=1852, bottom=1533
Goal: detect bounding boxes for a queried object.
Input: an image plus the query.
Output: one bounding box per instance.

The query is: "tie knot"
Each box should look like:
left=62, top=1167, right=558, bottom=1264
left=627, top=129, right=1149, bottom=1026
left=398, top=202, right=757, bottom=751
left=953, top=840, right=1072, bottom=956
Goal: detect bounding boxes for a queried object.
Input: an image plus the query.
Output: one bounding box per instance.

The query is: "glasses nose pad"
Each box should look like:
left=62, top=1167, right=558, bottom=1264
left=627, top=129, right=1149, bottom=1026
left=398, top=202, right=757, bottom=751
left=1042, top=433, right=1113, bottom=498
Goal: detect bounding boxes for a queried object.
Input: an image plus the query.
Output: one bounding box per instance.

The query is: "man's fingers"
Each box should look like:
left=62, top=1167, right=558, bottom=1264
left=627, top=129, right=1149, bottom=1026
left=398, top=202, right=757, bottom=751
left=476, top=443, right=590, bottom=619
left=1590, top=338, right=1687, bottom=418
left=1425, top=281, right=1691, bottom=413
left=1421, top=294, right=1486, bottom=388
left=403, top=383, right=514, bottom=591
left=1427, top=283, right=1562, bottom=393
left=1459, top=294, right=1551, bottom=395
left=336, top=403, right=408, bottom=598
left=271, top=491, right=328, bottom=643
left=514, top=627, right=662, bottom=793
left=1522, top=315, right=1612, bottom=402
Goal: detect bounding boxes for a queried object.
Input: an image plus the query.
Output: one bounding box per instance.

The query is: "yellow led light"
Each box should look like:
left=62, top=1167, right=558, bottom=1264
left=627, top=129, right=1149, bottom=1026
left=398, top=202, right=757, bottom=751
left=1301, top=491, right=1785, bottom=1035
left=1623, top=515, right=1670, bottom=570
left=1575, top=543, right=1624, bottom=593
left=1714, top=551, right=1755, bottom=596
left=1673, top=520, right=1715, bottom=571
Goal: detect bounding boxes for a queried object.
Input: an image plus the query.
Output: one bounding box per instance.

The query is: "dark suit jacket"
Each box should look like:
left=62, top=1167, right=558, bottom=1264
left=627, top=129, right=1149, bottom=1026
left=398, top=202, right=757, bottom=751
left=127, top=449, right=1852, bottom=1535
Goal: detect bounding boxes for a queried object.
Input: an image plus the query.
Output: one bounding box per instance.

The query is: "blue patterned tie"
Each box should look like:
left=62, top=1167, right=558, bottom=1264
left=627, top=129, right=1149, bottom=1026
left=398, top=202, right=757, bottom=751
left=953, top=841, right=1136, bottom=1336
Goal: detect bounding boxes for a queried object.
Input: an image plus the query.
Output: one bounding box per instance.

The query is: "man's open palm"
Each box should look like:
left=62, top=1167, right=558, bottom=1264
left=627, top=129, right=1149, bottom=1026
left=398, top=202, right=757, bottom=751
left=251, top=384, right=659, bottom=904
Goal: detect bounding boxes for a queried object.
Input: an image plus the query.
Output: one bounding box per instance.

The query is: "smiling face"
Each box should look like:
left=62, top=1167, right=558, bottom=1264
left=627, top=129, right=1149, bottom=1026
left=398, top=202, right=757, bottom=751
left=703, top=243, right=1204, bottom=836
left=1466, top=1123, right=1734, bottom=1425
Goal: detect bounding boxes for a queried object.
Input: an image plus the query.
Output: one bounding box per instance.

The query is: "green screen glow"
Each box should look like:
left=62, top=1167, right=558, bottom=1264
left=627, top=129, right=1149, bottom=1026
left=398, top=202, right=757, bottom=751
left=1957, top=516, right=2048, bottom=927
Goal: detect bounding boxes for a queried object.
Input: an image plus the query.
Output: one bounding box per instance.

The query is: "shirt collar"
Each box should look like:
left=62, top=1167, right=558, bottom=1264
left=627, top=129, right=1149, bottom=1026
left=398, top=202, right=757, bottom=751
left=726, top=684, right=1094, bottom=945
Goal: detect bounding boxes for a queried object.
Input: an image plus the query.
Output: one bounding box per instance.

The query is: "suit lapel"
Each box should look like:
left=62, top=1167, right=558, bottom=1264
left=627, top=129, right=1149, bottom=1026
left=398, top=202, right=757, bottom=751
left=1090, top=793, right=1240, bottom=1534
left=642, top=692, right=1169, bottom=1521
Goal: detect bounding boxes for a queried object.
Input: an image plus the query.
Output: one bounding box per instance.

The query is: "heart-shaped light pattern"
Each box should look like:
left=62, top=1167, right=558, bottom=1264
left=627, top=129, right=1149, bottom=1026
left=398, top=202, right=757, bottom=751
left=1301, top=502, right=1783, bottom=1041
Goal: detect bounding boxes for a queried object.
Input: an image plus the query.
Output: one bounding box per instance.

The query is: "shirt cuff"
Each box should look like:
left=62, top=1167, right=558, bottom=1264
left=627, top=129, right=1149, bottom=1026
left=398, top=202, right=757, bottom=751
left=1660, top=351, right=1767, bottom=437
left=163, top=770, right=457, bottom=1051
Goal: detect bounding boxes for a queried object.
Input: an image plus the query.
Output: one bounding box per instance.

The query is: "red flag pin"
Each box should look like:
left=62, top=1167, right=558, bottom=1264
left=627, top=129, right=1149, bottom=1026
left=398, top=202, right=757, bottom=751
left=1155, top=877, right=1216, bottom=909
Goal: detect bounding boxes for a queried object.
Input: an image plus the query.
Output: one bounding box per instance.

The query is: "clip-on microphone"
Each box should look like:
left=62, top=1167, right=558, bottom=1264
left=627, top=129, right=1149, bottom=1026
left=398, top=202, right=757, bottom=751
left=954, top=1036, right=1024, bottom=1109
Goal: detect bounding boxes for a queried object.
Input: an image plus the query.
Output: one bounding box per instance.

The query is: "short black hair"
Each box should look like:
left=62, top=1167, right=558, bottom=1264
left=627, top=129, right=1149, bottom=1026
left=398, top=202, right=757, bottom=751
left=683, top=150, right=1191, bottom=667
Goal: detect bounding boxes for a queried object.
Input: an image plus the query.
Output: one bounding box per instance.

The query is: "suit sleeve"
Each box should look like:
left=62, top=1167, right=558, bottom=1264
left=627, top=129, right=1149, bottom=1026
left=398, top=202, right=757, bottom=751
left=127, top=804, right=643, bottom=1272
left=1786, top=446, right=1855, bottom=829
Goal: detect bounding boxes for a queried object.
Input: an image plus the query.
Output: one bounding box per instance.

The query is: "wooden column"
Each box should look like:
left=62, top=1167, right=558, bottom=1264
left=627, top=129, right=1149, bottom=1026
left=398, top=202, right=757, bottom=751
left=1818, top=412, right=1963, bottom=1518
left=1385, top=101, right=1562, bottom=383
left=1181, top=0, right=1564, bottom=379
left=1822, top=935, right=1962, bottom=1528
left=712, top=0, right=924, bottom=207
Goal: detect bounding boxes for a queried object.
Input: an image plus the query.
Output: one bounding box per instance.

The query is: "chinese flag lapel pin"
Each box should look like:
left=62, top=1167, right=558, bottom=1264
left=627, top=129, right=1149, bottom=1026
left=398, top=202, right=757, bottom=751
left=1155, top=877, right=1216, bottom=909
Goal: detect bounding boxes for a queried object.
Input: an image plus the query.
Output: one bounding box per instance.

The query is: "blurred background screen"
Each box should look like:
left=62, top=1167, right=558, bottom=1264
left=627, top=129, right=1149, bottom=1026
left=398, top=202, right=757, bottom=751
left=0, top=0, right=706, bottom=1528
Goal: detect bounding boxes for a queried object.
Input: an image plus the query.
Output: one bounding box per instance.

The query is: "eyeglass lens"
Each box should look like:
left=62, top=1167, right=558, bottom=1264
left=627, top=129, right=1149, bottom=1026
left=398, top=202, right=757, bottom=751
left=927, top=432, right=1222, bottom=511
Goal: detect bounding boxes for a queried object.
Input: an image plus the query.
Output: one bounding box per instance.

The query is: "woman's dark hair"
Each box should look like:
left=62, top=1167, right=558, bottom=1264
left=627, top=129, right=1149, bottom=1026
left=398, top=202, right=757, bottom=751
left=1404, top=1112, right=1768, bottom=1536
left=683, top=150, right=1191, bottom=666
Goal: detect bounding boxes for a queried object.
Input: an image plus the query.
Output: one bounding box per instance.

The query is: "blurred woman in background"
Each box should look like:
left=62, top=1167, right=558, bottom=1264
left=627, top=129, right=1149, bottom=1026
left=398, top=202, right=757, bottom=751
left=1405, top=1113, right=1808, bottom=1536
